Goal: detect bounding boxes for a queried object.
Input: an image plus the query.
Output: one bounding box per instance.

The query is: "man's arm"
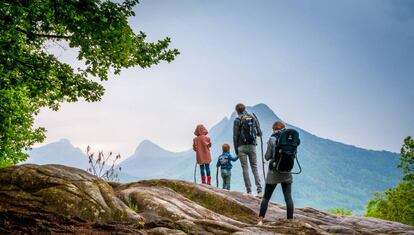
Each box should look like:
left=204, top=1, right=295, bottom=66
left=233, top=118, right=240, bottom=155
left=254, top=117, right=263, bottom=137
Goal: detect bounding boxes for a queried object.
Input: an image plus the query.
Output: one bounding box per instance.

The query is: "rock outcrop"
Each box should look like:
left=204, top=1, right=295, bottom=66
left=0, top=164, right=413, bottom=234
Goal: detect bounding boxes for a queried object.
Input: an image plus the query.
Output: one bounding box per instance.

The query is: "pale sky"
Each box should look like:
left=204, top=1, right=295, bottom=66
left=34, top=0, right=414, bottom=158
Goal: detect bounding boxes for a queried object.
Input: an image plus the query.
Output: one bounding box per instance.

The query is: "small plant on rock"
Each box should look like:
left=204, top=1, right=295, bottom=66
left=327, top=208, right=353, bottom=216
left=86, top=145, right=122, bottom=182
left=127, top=197, right=139, bottom=212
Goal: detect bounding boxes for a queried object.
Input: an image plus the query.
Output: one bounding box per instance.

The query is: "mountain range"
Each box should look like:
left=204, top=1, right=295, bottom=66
left=24, top=104, right=402, bottom=214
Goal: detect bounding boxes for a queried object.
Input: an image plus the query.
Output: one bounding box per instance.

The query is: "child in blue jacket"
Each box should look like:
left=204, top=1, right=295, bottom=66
left=216, top=144, right=239, bottom=190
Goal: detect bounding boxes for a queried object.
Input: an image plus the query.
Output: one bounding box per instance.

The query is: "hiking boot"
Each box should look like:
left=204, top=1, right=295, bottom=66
left=257, top=191, right=263, bottom=198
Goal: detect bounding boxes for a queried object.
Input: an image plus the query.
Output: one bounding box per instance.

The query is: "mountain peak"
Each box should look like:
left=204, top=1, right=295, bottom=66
left=58, top=138, right=72, bottom=145
left=229, top=103, right=280, bottom=121
left=252, top=103, right=271, bottom=110
left=134, top=139, right=163, bottom=154
left=249, top=103, right=281, bottom=121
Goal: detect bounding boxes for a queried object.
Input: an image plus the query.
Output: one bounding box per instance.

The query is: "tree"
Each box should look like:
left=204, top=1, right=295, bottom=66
left=399, top=136, right=414, bottom=182
left=0, top=0, right=179, bottom=167
left=365, top=136, right=414, bottom=226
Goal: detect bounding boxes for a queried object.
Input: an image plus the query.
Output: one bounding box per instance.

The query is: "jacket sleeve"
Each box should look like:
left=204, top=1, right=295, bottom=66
left=264, top=137, right=274, bottom=161
left=254, top=117, right=263, bottom=137
left=216, top=158, right=221, bottom=168
left=193, top=138, right=197, bottom=151
left=233, top=119, right=240, bottom=154
left=230, top=154, right=239, bottom=161
left=205, top=136, right=212, bottom=148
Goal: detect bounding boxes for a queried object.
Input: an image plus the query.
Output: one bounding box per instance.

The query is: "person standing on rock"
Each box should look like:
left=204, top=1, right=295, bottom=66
left=258, top=121, right=294, bottom=225
left=233, top=103, right=263, bottom=196
left=193, top=124, right=212, bottom=185
left=216, top=143, right=239, bottom=190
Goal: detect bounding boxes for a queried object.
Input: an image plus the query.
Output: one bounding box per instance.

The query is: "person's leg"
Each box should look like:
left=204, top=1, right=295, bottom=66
left=227, top=171, right=232, bottom=190
left=221, top=174, right=226, bottom=189
left=281, top=182, right=294, bottom=219
left=205, top=164, right=211, bottom=176
left=221, top=169, right=229, bottom=189
left=259, top=184, right=277, bottom=218
left=206, top=164, right=211, bottom=185
left=200, top=164, right=206, bottom=184
left=247, top=145, right=262, bottom=193
left=238, top=146, right=252, bottom=193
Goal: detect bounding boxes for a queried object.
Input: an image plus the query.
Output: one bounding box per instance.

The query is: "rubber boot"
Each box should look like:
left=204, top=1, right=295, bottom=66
left=201, top=176, right=206, bottom=184
left=207, top=176, right=211, bottom=185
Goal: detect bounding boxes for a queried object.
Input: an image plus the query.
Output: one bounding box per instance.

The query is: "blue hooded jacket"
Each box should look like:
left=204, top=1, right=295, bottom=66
left=216, top=151, right=239, bottom=170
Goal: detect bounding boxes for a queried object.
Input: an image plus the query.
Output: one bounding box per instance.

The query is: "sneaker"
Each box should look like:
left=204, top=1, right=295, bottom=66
left=257, top=191, right=263, bottom=198
left=257, top=216, right=264, bottom=226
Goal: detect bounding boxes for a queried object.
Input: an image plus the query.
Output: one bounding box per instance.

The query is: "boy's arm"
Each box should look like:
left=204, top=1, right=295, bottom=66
left=230, top=154, right=239, bottom=161
left=216, top=158, right=221, bottom=168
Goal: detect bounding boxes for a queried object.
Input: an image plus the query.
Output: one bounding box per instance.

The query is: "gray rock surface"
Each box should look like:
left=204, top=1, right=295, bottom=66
left=0, top=164, right=413, bottom=234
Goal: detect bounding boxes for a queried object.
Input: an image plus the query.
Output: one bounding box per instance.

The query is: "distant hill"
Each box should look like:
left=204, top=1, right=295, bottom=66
left=119, top=140, right=194, bottom=181
left=25, top=104, right=402, bottom=214
left=24, top=139, right=89, bottom=170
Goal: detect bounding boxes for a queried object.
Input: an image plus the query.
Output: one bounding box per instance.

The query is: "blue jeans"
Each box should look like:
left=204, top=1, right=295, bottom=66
left=221, top=169, right=231, bottom=190
left=200, top=164, right=210, bottom=177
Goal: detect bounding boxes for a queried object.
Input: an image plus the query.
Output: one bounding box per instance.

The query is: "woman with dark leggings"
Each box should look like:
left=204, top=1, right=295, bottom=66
left=258, top=121, right=294, bottom=225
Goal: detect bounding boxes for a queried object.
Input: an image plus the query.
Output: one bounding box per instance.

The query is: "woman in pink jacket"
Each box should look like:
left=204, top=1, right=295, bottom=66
left=193, top=124, right=212, bottom=185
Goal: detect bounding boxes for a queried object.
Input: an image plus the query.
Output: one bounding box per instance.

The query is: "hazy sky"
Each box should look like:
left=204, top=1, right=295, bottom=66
left=35, top=0, right=414, bottom=158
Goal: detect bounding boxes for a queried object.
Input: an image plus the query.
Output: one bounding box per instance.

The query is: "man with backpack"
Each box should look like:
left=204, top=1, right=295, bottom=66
left=233, top=103, right=263, bottom=196
left=257, top=121, right=301, bottom=225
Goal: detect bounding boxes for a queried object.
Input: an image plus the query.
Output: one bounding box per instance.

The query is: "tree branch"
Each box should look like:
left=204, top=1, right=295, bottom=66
left=16, top=27, right=72, bottom=39
left=16, top=64, right=40, bottom=81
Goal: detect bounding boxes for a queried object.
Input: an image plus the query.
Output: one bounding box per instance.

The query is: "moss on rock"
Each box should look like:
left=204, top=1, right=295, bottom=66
left=129, top=179, right=257, bottom=224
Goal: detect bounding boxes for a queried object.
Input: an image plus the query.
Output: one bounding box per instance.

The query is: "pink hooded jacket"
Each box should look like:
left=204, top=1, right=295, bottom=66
left=193, top=124, right=212, bottom=164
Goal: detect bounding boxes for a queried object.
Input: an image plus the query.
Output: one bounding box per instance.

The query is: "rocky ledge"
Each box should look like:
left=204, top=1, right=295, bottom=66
left=0, top=164, right=413, bottom=234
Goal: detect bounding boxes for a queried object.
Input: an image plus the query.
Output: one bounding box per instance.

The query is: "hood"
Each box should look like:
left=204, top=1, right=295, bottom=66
left=194, top=124, right=208, bottom=136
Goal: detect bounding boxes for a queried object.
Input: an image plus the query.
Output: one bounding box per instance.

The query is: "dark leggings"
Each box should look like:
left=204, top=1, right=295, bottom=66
left=200, top=164, right=210, bottom=177
left=259, top=183, right=294, bottom=219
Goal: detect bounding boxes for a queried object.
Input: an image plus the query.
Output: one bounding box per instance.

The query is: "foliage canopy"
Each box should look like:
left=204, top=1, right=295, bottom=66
left=0, top=0, right=179, bottom=166
left=365, top=136, right=414, bottom=226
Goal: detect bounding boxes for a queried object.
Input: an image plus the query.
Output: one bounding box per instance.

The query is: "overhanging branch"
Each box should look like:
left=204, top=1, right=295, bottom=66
left=16, top=27, right=72, bottom=40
